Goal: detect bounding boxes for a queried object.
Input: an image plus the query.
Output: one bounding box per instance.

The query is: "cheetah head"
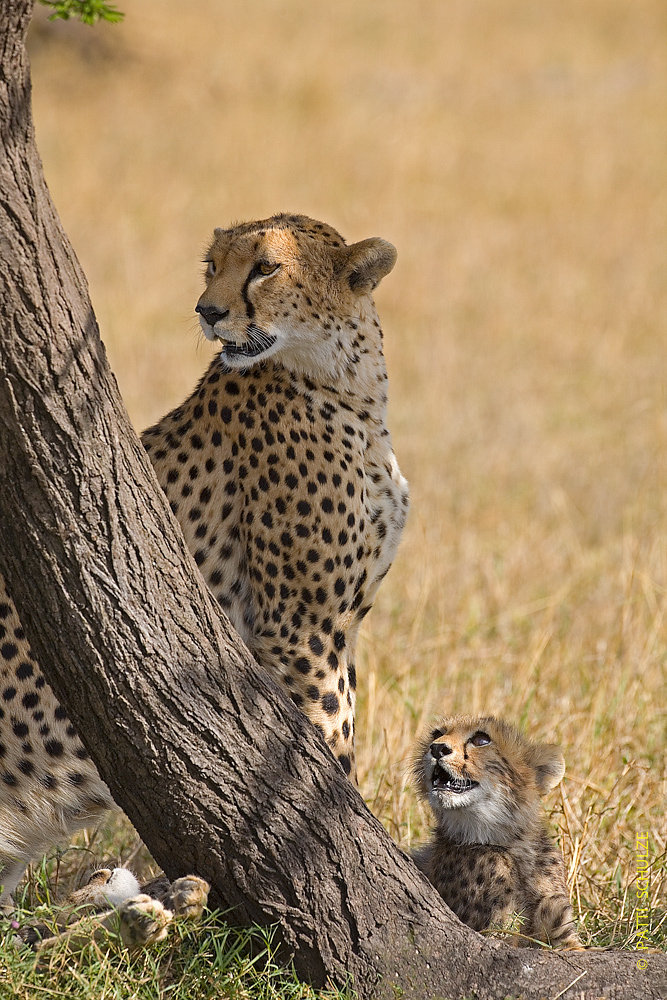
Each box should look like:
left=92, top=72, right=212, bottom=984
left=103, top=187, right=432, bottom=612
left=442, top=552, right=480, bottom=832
left=195, top=214, right=396, bottom=378
left=414, top=715, right=565, bottom=846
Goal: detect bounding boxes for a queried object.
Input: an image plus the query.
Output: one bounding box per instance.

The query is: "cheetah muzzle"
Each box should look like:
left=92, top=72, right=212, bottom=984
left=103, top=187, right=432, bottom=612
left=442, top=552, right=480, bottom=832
left=431, top=765, right=478, bottom=796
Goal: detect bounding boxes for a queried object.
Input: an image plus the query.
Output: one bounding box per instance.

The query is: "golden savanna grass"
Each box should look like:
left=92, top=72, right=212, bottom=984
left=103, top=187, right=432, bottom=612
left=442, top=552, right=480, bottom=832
left=21, top=0, right=666, bottom=955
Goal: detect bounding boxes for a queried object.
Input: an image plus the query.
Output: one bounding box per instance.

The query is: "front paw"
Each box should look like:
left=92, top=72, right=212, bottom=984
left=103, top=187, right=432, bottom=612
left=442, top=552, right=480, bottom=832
left=117, top=894, right=173, bottom=947
left=165, top=876, right=210, bottom=921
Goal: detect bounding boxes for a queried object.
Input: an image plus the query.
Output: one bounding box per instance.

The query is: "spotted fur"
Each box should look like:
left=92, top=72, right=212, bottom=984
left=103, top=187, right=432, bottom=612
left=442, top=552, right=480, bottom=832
left=412, top=714, right=582, bottom=949
left=0, top=214, right=408, bottom=903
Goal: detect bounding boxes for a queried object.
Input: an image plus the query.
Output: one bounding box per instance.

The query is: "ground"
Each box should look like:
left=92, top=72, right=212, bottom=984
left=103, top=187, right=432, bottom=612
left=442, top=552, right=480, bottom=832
left=4, top=0, right=664, bottom=994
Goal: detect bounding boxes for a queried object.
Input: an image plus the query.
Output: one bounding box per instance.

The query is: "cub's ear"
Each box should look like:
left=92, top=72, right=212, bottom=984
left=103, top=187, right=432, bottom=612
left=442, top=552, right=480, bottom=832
left=337, top=238, right=397, bottom=294
left=527, top=742, right=565, bottom=795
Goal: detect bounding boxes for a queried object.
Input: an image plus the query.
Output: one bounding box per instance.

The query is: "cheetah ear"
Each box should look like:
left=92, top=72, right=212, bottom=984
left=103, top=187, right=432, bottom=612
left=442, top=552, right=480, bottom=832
left=528, top=742, right=565, bottom=795
left=337, top=238, right=397, bottom=294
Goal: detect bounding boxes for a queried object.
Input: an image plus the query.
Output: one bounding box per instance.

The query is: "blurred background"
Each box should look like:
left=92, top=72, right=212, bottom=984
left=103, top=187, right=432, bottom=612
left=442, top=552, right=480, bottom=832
left=27, top=0, right=665, bottom=945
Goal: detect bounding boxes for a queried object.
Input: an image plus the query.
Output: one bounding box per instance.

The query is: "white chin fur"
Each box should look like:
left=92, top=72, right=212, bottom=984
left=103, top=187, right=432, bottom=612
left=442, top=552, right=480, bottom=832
left=429, top=786, right=479, bottom=812
left=429, top=785, right=516, bottom=846
left=100, top=867, right=141, bottom=906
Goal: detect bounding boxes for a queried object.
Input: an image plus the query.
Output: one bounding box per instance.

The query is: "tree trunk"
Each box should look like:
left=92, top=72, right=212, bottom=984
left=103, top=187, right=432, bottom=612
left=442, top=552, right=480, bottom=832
left=0, top=3, right=663, bottom=997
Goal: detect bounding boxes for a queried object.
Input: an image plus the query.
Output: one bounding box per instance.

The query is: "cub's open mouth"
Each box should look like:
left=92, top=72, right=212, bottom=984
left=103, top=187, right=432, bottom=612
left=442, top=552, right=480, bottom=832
left=431, top=770, right=478, bottom=794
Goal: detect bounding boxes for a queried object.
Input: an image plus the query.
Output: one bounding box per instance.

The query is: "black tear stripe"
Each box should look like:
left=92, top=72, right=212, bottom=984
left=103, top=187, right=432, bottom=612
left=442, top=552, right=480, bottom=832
left=241, top=268, right=257, bottom=319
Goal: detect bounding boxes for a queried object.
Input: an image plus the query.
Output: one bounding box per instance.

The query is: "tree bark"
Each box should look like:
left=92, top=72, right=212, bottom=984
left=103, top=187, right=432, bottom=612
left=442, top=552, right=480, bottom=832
left=0, top=3, right=663, bottom=997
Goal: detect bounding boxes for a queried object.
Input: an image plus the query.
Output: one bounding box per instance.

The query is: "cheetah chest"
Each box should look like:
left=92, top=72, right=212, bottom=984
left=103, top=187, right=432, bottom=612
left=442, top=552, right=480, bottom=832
left=145, top=359, right=408, bottom=765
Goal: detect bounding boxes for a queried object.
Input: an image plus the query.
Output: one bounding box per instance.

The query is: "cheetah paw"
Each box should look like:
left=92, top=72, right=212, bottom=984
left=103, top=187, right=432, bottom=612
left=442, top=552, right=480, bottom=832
left=166, top=876, right=210, bottom=921
left=117, top=894, right=173, bottom=947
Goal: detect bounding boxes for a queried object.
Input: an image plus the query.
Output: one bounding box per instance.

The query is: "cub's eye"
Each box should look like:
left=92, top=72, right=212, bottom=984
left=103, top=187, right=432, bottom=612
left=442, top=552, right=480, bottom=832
left=255, top=260, right=280, bottom=277
left=470, top=731, right=491, bottom=747
left=205, top=259, right=216, bottom=278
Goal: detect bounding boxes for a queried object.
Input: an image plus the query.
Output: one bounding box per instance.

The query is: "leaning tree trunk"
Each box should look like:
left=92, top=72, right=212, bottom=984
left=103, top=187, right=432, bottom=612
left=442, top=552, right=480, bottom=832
left=0, top=4, right=663, bottom=998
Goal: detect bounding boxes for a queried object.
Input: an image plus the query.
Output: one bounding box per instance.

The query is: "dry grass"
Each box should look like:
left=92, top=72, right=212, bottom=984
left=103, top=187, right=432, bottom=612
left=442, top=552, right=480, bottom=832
left=24, top=0, right=666, bottom=951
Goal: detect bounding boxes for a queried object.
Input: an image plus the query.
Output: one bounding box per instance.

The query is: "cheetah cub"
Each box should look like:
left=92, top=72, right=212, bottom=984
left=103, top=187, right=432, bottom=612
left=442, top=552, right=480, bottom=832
left=412, top=715, right=582, bottom=949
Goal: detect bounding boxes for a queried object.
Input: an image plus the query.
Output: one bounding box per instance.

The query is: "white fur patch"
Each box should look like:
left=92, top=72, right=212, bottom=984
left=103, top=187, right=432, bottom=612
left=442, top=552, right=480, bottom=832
left=99, top=868, right=141, bottom=906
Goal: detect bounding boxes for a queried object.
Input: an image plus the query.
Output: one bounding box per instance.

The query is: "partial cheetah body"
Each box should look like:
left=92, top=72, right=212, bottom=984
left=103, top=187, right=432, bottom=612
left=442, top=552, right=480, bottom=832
left=412, top=715, right=582, bottom=949
left=16, top=866, right=209, bottom=953
left=0, top=214, right=408, bottom=903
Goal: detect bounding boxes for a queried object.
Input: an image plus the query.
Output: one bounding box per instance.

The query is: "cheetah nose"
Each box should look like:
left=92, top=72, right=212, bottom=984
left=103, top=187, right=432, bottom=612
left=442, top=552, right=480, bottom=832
left=196, top=304, right=230, bottom=326
left=430, top=742, right=452, bottom=759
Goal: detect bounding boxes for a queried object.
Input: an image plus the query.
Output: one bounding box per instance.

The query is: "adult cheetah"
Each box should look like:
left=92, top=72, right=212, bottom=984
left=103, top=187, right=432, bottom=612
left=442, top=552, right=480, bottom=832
left=0, top=214, right=409, bottom=903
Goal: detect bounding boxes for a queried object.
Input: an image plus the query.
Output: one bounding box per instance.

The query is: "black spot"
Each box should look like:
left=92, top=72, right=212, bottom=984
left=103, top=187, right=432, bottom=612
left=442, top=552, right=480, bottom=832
left=294, top=657, right=311, bottom=675
left=342, top=720, right=350, bottom=740
left=1, top=643, right=18, bottom=661
left=44, top=739, right=64, bottom=757
left=2, top=687, right=16, bottom=702
left=309, top=635, right=324, bottom=656
left=16, top=661, right=33, bottom=680
left=338, top=754, right=352, bottom=775
left=12, top=722, right=28, bottom=739
left=306, top=685, right=319, bottom=701
left=347, top=663, right=357, bottom=690
left=321, top=692, right=339, bottom=715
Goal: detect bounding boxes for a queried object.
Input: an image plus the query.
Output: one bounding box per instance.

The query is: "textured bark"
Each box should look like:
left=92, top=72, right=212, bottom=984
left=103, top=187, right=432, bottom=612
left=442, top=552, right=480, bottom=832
left=0, top=3, right=664, bottom=997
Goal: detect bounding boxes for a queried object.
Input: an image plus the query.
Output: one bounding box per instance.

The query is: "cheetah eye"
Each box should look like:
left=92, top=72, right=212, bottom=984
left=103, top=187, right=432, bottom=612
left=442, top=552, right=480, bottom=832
left=470, top=731, right=491, bottom=747
left=205, top=259, right=216, bottom=278
left=253, top=260, right=280, bottom=278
